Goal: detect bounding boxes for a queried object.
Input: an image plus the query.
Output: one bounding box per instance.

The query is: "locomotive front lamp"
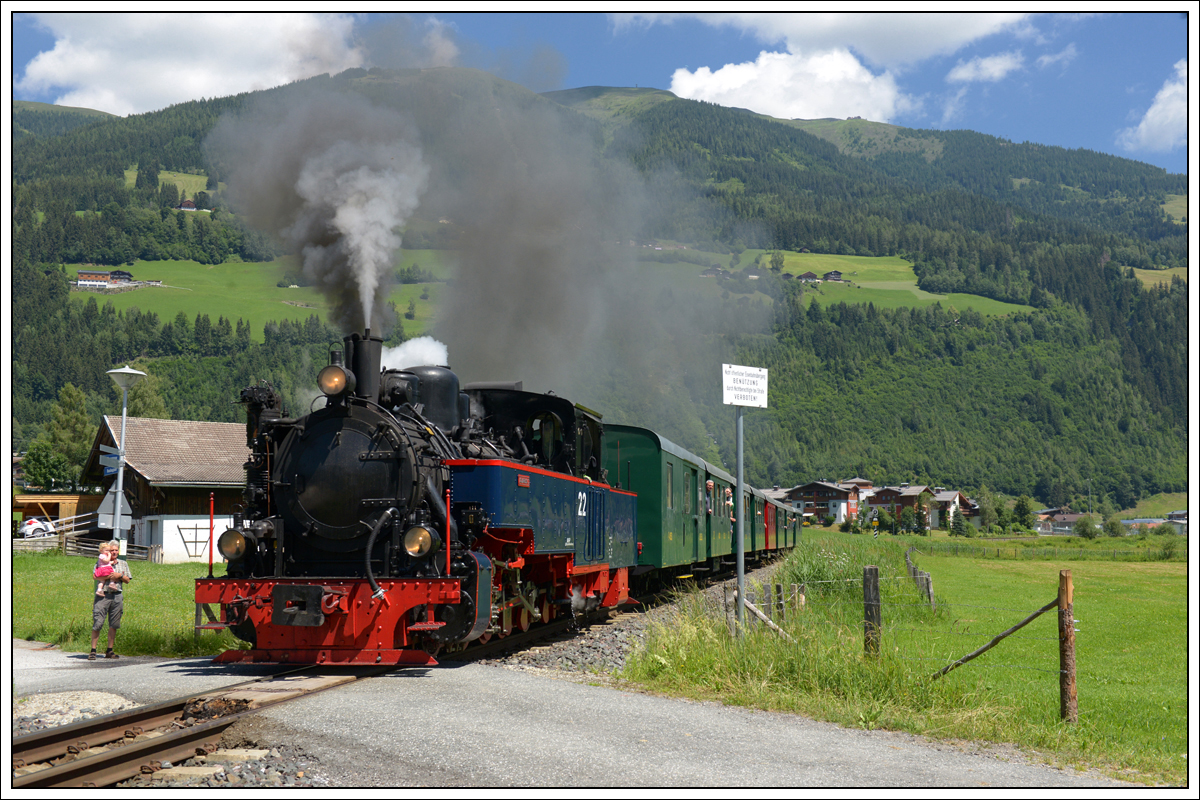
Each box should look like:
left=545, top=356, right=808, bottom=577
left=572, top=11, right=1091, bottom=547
left=218, top=528, right=253, bottom=561
left=402, top=525, right=441, bottom=558
left=317, top=364, right=356, bottom=397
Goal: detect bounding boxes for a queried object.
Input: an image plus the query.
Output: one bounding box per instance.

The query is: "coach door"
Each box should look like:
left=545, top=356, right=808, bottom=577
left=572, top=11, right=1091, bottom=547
left=764, top=502, right=775, bottom=550
left=686, top=467, right=700, bottom=564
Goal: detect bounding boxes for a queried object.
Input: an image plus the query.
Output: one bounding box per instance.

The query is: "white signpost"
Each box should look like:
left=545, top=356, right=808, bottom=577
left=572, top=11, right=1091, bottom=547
left=723, top=363, right=768, bottom=633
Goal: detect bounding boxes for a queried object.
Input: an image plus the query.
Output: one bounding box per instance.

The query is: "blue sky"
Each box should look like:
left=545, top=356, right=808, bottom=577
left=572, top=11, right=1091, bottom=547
left=9, top=11, right=1193, bottom=174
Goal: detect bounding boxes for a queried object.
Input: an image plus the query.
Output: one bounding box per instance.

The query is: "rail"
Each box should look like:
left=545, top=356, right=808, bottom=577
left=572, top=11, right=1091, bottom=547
left=13, top=666, right=387, bottom=788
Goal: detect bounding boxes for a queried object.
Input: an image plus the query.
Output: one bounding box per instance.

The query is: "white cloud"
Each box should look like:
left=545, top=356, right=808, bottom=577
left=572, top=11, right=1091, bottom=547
left=946, top=51, right=1024, bottom=83
left=670, top=49, right=914, bottom=123
left=939, top=87, right=970, bottom=127
left=1117, top=59, right=1187, bottom=152
left=17, top=13, right=364, bottom=116
left=617, top=12, right=1030, bottom=69
left=622, top=13, right=1033, bottom=124
left=1036, top=43, right=1078, bottom=69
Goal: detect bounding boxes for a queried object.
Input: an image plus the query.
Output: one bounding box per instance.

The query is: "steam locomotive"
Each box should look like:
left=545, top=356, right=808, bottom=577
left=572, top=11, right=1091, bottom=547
left=195, top=330, right=797, bottom=665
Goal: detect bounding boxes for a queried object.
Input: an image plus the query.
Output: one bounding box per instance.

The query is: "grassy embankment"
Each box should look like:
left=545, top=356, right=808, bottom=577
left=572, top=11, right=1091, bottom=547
left=13, top=552, right=244, bottom=659
left=623, top=529, right=1186, bottom=785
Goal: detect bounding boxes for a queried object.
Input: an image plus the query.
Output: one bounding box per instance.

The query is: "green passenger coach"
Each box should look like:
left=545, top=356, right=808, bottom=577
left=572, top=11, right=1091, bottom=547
left=603, top=424, right=797, bottom=578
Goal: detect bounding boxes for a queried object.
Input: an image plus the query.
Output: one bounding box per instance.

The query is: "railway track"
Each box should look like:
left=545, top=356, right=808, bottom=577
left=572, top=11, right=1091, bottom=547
left=12, top=666, right=389, bottom=788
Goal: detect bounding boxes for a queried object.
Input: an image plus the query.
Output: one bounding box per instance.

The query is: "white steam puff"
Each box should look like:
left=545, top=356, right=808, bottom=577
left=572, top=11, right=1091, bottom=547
left=290, top=139, right=427, bottom=329
left=381, top=336, right=450, bottom=371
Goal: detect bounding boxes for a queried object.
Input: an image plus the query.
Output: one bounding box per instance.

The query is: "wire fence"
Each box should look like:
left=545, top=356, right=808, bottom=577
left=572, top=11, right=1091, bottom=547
left=912, top=540, right=1186, bottom=562
left=721, top=555, right=1078, bottom=717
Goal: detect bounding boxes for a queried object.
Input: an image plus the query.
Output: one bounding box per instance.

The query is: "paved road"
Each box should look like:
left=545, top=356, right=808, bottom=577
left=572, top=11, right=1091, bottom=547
left=11, top=640, right=1127, bottom=788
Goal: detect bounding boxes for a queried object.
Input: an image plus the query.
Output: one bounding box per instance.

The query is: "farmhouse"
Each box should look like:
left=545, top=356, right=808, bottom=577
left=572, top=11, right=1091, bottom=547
left=82, top=416, right=248, bottom=563
left=868, top=483, right=930, bottom=516
left=780, top=480, right=860, bottom=523
left=929, top=488, right=969, bottom=528
left=822, top=270, right=844, bottom=282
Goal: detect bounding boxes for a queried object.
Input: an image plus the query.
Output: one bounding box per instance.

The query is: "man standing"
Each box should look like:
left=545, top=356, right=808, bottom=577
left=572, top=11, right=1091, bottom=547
left=90, top=540, right=131, bottom=660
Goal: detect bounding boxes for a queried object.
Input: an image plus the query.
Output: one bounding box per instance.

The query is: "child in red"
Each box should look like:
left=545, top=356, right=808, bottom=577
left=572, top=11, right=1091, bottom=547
left=94, top=549, right=116, bottom=596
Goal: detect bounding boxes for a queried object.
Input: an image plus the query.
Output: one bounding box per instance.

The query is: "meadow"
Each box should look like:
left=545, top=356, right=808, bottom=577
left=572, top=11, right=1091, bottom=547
left=1160, top=194, right=1186, bottom=223
left=776, top=252, right=1034, bottom=315
left=1131, top=266, right=1188, bottom=290
left=13, top=552, right=245, bottom=659
left=1114, top=491, right=1188, bottom=520
left=68, top=249, right=454, bottom=340
left=123, top=168, right=216, bottom=198
left=623, top=530, right=1187, bottom=785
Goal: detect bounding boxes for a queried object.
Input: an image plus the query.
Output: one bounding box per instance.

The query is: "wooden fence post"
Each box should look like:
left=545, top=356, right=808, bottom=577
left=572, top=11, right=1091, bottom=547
left=1058, top=569, right=1077, bottom=723
left=724, top=585, right=735, bottom=637
left=863, top=565, right=880, bottom=656
left=775, top=584, right=784, bottom=625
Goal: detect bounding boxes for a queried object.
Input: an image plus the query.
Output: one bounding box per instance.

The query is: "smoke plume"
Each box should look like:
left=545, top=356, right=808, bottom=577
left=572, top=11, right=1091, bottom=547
left=206, top=89, right=428, bottom=332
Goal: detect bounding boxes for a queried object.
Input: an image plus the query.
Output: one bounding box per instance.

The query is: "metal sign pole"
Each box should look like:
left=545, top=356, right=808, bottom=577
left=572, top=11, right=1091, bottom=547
left=736, top=405, right=745, bottom=633
left=722, top=363, right=766, bottom=637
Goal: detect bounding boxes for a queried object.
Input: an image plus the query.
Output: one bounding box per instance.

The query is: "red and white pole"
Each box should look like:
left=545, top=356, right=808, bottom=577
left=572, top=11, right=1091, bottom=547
left=208, top=492, right=214, bottom=577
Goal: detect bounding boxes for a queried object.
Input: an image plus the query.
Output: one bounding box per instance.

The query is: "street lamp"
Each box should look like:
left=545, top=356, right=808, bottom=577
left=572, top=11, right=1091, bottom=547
left=107, top=365, right=145, bottom=552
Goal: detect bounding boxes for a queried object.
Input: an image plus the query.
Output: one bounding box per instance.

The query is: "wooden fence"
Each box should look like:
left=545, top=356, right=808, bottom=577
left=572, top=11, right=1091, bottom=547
left=722, top=563, right=1079, bottom=722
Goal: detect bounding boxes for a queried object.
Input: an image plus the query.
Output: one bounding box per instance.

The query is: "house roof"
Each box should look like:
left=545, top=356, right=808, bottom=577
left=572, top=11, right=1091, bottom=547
left=85, top=416, right=248, bottom=486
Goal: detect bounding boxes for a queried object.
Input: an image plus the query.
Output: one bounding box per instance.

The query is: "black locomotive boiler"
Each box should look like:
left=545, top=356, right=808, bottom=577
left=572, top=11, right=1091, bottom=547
left=196, top=330, right=637, bottom=665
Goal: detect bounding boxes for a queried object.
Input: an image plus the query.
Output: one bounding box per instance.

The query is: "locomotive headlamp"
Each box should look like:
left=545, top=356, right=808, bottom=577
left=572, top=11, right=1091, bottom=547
left=318, top=364, right=356, bottom=397
left=402, top=525, right=441, bottom=558
left=218, top=528, right=255, bottom=561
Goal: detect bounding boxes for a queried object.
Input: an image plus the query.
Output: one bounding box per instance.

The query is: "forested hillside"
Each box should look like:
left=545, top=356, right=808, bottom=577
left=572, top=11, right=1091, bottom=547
left=9, top=69, right=1188, bottom=514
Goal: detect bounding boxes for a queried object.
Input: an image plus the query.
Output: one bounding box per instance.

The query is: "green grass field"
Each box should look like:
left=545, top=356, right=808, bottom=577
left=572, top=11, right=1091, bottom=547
left=68, top=251, right=454, bottom=340
left=781, top=253, right=1033, bottom=315
left=74, top=248, right=1034, bottom=342
left=624, top=531, right=1187, bottom=785
left=1114, top=492, right=1188, bottom=520
left=123, top=168, right=218, bottom=197
left=1160, top=194, right=1186, bottom=223
left=1131, top=266, right=1188, bottom=290
left=917, top=554, right=1187, bottom=784
left=13, top=552, right=244, bottom=658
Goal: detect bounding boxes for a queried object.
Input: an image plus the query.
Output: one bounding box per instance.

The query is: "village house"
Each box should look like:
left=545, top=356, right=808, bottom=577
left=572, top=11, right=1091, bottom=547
left=782, top=480, right=860, bottom=524
left=868, top=483, right=930, bottom=518
left=82, top=416, right=248, bottom=563
left=929, top=487, right=969, bottom=529
left=76, top=269, right=134, bottom=288
left=822, top=270, right=844, bottom=282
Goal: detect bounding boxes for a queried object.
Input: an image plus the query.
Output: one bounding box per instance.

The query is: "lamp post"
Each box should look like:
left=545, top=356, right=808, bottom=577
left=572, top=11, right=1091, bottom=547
left=107, top=365, right=145, bottom=553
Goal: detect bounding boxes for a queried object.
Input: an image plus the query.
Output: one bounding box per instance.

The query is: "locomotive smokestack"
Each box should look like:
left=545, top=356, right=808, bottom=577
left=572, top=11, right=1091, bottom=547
left=346, top=330, right=384, bottom=401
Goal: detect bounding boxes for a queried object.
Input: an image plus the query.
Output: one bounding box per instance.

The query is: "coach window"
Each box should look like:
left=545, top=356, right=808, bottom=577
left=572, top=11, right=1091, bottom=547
left=666, top=462, right=674, bottom=510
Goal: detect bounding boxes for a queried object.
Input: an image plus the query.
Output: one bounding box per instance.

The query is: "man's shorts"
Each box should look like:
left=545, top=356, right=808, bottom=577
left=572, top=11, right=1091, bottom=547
left=93, top=592, right=124, bottom=631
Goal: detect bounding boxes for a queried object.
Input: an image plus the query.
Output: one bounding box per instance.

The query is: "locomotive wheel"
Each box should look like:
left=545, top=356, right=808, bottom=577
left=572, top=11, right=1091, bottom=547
left=540, top=593, right=552, bottom=624
left=517, top=607, right=531, bottom=632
